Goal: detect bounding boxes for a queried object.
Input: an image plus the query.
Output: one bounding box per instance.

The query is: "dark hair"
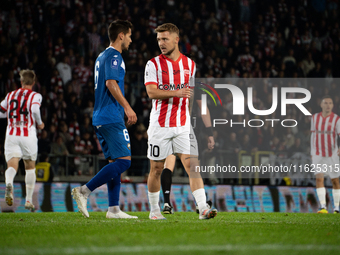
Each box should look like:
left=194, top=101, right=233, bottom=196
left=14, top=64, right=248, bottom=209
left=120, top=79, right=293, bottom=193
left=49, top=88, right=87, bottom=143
left=40, top=152, right=49, bottom=162
left=108, top=20, right=133, bottom=42
left=322, top=95, right=332, bottom=101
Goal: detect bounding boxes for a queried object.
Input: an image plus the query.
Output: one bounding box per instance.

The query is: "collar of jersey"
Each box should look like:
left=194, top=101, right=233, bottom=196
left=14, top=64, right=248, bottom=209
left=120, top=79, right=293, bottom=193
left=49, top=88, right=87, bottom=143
left=161, top=53, right=182, bottom=64
left=320, top=112, right=334, bottom=119
left=20, top=87, right=32, bottom=91
left=107, top=46, right=118, bottom=52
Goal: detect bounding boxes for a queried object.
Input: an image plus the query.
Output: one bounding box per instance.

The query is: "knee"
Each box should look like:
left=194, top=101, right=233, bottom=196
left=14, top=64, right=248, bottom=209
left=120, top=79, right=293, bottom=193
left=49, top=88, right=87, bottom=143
left=316, top=177, right=323, bottom=184
left=116, top=159, right=131, bottom=174
left=331, top=178, right=340, bottom=187
left=150, top=165, right=163, bottom=178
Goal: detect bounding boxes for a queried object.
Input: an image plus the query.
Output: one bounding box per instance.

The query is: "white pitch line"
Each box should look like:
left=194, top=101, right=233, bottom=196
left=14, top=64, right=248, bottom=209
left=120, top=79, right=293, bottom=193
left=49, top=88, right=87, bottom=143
left=1, top=244, right=340, bottom=254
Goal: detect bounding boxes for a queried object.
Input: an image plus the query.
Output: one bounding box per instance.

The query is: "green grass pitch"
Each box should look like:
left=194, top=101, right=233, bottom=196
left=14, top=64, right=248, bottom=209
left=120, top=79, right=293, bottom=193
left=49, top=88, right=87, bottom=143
left=0, top=212, right=339, bottom=255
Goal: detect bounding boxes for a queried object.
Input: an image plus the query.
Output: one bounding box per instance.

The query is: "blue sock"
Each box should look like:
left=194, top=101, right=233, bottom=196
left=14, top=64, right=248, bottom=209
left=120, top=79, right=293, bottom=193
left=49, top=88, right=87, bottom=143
left=107, top=174, right=121, bottom=206
left=86, top=159, right=131, bottom=191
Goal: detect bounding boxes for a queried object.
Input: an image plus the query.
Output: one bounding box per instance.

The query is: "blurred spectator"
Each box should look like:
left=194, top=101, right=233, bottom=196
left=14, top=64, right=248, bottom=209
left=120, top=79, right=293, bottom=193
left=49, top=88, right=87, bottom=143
left=288, top=138, right=303, bottom=157
left=302, top=52, right=316, bottom=77
left=241, top=134, right=256, bottom=153
left=56, top=55, right=72, bottom=85
left=58, top=122, right=72, bottom=145
left=50, top=136, right=69, bottom=175
left=38, top=130, right=51, bottom=154
left=73, top=56, right=91, bottom=87
left=80, top=116, right=94, bottom=136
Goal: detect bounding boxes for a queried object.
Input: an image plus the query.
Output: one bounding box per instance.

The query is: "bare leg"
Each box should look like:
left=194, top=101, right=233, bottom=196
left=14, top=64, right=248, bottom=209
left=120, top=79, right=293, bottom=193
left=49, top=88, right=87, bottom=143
left=331, top=178, right=340, bottom=212
left=316, top=173, right=327, bottom=210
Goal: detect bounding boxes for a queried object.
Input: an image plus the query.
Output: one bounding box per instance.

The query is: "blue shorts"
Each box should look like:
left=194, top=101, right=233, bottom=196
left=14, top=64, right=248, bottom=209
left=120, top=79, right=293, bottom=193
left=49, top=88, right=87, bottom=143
left=94, top=122, right=131, bottom=160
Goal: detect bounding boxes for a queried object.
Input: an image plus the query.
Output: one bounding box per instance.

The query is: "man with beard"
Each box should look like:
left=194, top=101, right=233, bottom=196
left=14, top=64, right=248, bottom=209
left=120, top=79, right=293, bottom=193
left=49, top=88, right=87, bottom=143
left=144, top=23, right=217, bottom=220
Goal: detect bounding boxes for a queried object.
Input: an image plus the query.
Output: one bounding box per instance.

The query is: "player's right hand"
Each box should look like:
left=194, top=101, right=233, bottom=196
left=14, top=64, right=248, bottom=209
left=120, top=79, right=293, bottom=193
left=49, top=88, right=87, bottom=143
left=176, top=88, right=191, bottom=98
left=207, top=136, right=215, bottom=151
left=125, top=107, right=137, bottom=126
left=37, top=122, right=45, bottom=130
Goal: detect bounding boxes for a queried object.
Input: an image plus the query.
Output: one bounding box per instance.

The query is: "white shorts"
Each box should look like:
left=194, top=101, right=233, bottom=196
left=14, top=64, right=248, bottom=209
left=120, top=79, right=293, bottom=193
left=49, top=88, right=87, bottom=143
left=312, top=154, right=340, bottom=179
left=147, top=125, right=198, bottom=160
left=5, top=135, right=38, bottom=162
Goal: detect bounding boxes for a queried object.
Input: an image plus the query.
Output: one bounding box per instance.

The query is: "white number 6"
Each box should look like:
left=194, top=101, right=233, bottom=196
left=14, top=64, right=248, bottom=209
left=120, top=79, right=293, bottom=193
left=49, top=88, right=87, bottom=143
left=123, top=129, right=130, bottom=141
left=94, top=61, right=99, bottom=89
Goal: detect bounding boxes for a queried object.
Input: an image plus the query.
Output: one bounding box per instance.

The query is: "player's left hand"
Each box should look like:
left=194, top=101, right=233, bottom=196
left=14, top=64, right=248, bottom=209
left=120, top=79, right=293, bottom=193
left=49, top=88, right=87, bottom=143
left=337, top=148, right=340, bottom=156
left=207, top=136, right=215, bottom=151
left=125, top=106, right=137, bottom=126
left=37, top=122, right=45, bottom=130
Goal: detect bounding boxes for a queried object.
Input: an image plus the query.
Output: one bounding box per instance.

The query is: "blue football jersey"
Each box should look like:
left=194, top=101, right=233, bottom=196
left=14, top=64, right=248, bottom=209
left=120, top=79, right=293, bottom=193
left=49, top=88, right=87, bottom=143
left=92, top=46, right=126, bottom=126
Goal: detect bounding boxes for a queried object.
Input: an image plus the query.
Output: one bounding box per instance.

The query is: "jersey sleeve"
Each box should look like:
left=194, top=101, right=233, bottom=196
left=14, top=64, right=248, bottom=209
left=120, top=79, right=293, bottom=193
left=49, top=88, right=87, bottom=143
left=32, top=93, right=42, bottom=106
left=310, top=115, right=315, bottom=155
left=144, top=60, right=157, bottom=86
left=105, top=55, right=120, bottom=81
left=0, top=93, right=9, bottom=112
left=336, top=117, right=340, bottom=135
left=310, top=115, right=314, bottom=132
left=189, top=61, right=196, bottom=88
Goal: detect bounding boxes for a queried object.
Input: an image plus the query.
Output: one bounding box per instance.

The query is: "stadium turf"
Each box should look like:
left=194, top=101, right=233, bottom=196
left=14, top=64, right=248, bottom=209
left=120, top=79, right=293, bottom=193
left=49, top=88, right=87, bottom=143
left=0, top=212, right=339, bottom=255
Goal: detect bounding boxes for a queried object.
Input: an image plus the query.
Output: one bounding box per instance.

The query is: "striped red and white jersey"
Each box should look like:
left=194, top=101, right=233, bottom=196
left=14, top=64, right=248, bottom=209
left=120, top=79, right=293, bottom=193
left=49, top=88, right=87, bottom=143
left=311, top=112, right=340, bottom=157
left=1, top=88, right=42, bottom=137
left=144, top=54, right=196, bottom=128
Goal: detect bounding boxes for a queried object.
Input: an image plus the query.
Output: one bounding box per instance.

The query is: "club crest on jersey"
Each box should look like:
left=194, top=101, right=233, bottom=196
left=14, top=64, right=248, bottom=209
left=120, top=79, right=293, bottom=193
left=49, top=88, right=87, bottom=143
left=111, top=58, right=119, bottom=69
left=184, top=69, right=190, bottom=76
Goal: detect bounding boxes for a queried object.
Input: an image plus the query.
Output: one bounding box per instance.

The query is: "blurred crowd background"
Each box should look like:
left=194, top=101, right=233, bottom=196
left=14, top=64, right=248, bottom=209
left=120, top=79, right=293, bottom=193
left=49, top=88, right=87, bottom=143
left=0, top=0, right=339, bottom=179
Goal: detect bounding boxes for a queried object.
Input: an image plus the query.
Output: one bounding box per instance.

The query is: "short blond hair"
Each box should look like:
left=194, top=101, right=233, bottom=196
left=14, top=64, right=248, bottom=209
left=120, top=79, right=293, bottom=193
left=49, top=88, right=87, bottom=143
left=19, top=69, right=36, bottom=86
left=155, top=23, right=179, bottom=36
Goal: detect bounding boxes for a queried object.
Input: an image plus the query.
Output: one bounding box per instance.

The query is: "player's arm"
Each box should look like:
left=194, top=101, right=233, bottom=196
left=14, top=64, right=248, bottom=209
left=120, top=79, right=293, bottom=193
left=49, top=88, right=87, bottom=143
left=106, top=79, right=137, bottom=125
left=0, top=108, right=6, bottom=118
left=335, top=117, right=340, bottom=156
left=310, top=115, right=315, bottom=157
left=0, top=96, right=8, bottom=118
left=188, top=61, right=196, bottom=115
left=31, top=94, right=44, bottom=129
left=145, top=84, right=191, bottom=100
left=196, top=99, right=215, bottom=150
left=144, top=60, right=190, bottom=100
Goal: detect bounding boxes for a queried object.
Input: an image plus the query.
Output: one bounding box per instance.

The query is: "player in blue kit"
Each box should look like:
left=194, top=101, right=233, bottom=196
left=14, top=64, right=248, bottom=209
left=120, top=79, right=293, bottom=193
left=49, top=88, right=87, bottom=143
left=72, top=20, right=138, bottom=219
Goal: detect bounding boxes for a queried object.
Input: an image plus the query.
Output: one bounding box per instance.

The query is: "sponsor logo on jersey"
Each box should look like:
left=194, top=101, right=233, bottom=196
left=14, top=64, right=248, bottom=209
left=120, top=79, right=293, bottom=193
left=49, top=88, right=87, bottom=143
left=11, top=121, right=28, bottom=127
left=173, top=70, right=180, bottom=75
left=158, top=83, right=187, bottom=90
left=316, top=130, right=334, bottom=135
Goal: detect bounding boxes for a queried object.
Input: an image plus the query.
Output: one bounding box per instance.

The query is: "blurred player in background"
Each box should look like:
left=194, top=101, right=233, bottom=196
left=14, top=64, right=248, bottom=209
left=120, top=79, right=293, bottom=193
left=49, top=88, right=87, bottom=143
left=311, top=95, right=340, bottom=213
left=72, top=20, right=138, bottom=219
left=0, top=69, right=44, bottom=212
left=161, top=88, right=215, bottom=214
left=144, top=23, right=217, bottom=220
